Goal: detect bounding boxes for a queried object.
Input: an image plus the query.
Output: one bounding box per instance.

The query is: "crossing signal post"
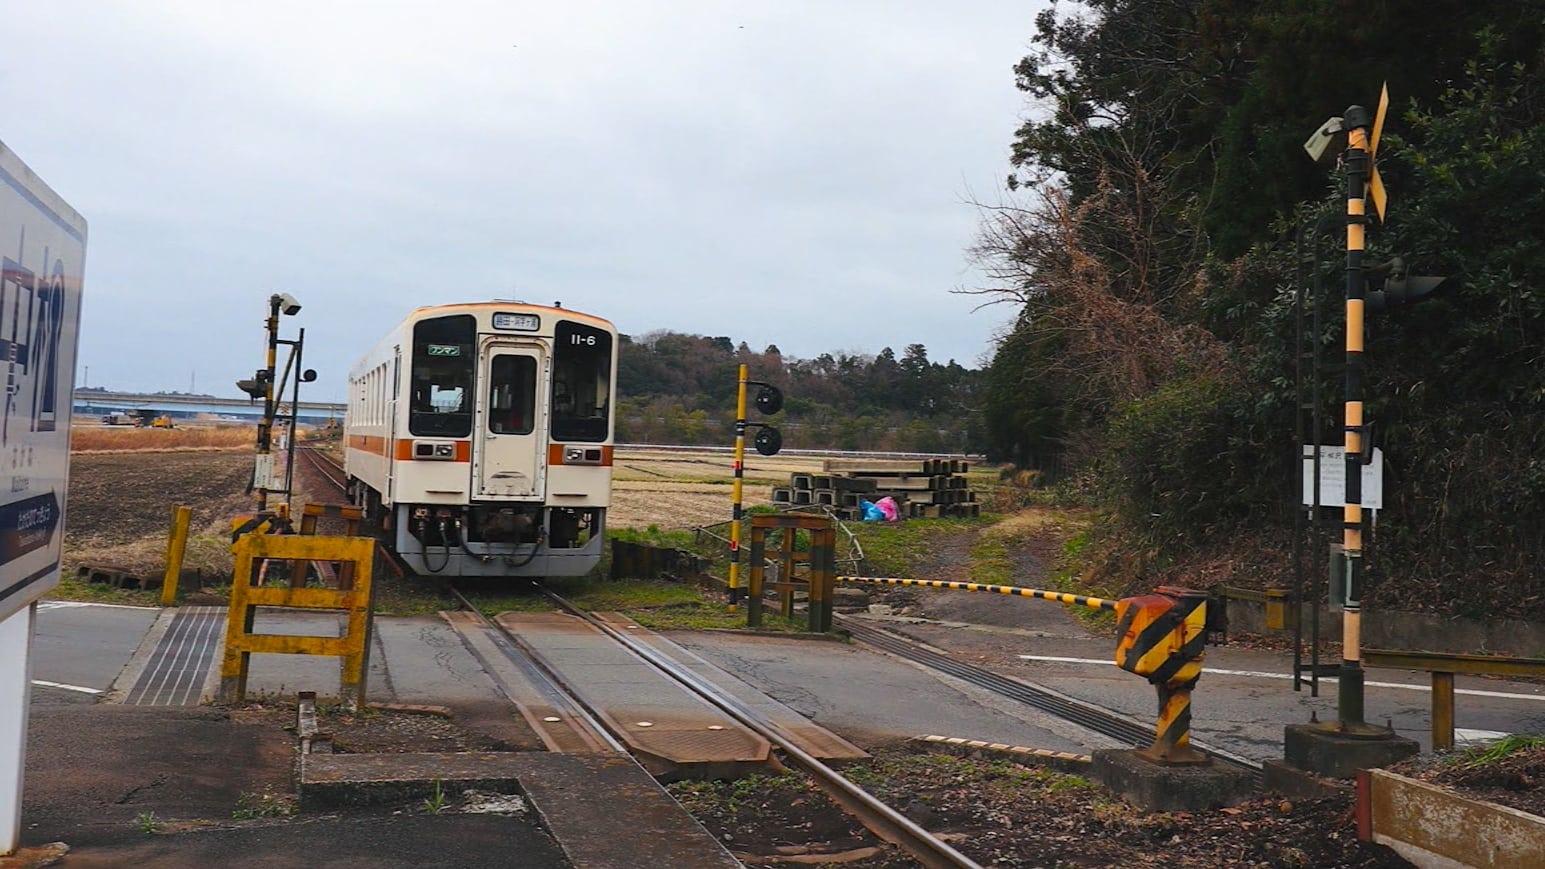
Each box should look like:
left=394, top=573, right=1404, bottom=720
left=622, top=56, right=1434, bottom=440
left=726, top=365, right=783, bottom=605
left=1283, top=86, right=1443, bottom=777
left=236, top=293, right=315, bottom=514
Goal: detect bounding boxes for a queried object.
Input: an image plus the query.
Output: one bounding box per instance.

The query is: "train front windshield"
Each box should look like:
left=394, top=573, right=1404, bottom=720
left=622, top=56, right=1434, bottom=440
left=552, top=321, right=612, bottom=442
left=410, top=314, right=475, bottom=437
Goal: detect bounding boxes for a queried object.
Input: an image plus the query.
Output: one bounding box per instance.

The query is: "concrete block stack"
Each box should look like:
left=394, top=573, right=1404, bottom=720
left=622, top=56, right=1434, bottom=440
left=770, top=458, right=979, bottom=520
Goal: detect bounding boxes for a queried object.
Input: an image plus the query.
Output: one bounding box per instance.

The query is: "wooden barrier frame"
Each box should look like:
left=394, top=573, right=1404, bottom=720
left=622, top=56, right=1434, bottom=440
left=1363, top=648, right=1545, bottom=752
left=747, top=513, right=834, bottom=632
left=220, top=533, right=375, bottom=706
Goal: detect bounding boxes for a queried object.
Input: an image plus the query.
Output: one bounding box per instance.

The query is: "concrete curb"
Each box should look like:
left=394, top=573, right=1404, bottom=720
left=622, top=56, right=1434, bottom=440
left=909, top=734, right=1091, bottom=774
left=1357, top=768, right=1545, bottom=868
left=102, top=607, right=176, bottom=703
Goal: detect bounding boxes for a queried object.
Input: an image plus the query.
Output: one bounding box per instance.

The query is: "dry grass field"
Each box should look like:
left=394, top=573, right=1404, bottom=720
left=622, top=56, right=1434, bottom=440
left=608, top=448, right=999, bottom=530
left=70, top=423, right=253, bottom=452
left=609, top=448, right=825, bottom=529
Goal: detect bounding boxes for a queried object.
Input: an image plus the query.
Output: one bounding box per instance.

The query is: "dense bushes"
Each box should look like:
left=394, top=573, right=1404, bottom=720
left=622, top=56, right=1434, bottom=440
left=981, top=13, right=1545, bottom=617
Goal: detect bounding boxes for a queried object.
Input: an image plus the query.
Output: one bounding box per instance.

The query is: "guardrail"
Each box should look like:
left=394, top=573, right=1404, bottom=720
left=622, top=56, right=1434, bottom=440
left=1362, top=649, right=1545, bottom=752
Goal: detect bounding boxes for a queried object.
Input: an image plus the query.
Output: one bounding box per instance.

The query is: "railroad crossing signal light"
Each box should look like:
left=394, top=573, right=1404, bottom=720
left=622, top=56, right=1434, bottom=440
left=753, top=425, right=783, bottom=457
left=747, top=380, right=784, bottom=455
left=1302, top=83, right=1390, bottom=221
left=754, top=384, right=783, bottom=415
left=236, top=369, right=271, bottom=399
left=1365, top=257, right=1452, bottom=312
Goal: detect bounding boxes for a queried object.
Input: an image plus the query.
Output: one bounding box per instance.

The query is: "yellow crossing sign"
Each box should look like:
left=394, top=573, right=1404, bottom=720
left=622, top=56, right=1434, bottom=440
left=1368, top=83, right=1389, bottom=221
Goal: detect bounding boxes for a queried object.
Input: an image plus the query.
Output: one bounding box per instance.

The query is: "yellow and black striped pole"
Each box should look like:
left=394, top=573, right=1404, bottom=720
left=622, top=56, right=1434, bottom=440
left=727, top=363, right=749, bottom=606
left=255, top=295, right=282, bottom=510
left=1114, top=587, right=1209, bottom=765
left=1339, top=105, right=1372, bottom=728
left=838, top=575, right=1118, bottom=611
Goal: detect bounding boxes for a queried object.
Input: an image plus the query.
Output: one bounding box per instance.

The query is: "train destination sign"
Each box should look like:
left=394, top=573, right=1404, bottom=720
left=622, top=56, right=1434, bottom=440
left=0, top=140, right=86, bottom=621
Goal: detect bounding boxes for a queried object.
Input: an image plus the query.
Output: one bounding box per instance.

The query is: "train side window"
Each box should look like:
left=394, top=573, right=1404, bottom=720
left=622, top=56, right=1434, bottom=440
left=410, top=314, right=476, bottom=437
left=551, top=321, right=612, bottom=442
left=487, top=355, right=536, bottom=435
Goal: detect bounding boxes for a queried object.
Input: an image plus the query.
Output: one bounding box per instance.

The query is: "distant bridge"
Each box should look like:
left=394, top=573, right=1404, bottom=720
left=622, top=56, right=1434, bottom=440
left=73, top=390, right=345, bottom=423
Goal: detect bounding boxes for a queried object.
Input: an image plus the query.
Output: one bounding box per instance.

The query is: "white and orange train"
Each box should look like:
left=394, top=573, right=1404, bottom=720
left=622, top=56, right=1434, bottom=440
left=344, top=302, right=617, bottom=576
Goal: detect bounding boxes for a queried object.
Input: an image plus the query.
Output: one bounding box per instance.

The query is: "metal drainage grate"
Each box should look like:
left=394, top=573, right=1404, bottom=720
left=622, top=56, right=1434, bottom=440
left=124, top=606, right=224, bottom=706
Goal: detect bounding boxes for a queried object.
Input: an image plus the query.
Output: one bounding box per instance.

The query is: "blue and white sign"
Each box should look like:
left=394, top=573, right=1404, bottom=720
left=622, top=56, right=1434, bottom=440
left=0, top=140, right=86, bottom=621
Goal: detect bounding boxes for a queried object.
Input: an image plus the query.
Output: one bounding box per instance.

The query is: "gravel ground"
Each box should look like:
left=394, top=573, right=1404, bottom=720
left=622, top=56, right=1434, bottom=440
left=670, top=748, right=1411, bottom=868
left=1391, top=741, right=1545, bottom=817
left=236, top=700, right=510, bottom=755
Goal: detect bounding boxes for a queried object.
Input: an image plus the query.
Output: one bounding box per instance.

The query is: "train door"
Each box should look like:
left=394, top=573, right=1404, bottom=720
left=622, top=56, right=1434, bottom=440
left=473, top=342, right=545, bottom=499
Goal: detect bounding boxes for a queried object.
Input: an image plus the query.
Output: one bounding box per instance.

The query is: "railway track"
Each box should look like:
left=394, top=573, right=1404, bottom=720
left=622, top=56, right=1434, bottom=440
left=298, top=444, right=349, bottom=495
left=452, top=581, right=979, bottom=869
left=304, top=439, right=1242, bottom=854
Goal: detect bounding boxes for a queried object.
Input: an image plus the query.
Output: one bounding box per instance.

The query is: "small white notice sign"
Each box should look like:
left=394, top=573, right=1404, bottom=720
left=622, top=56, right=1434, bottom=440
left=1302, top=446, right=1382, bottom=509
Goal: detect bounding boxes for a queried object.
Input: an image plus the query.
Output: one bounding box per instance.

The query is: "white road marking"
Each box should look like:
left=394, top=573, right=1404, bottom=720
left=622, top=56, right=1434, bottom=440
left=1454, top=728, right=1511, bottom=745
left=1016, top=654, right=1545, bottom=702
left=31, top=680, right=101, bottom=694
left=37, top=600, right=159, bottom=612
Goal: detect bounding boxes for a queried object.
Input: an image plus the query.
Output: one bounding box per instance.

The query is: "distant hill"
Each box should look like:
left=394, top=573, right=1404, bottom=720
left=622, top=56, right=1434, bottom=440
left=618, top=331, right=984, bottom=453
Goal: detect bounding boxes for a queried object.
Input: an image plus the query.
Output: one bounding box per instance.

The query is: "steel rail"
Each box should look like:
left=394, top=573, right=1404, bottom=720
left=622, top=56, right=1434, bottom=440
left=299, top=446, right=348, bottom=494
left=299, top=447, right=411, bottom=579
left=445, top=584, right=627, bottom=754
left=839, top=617, right=1263, bottom=780
left=539, top=588, right=980, bottom=869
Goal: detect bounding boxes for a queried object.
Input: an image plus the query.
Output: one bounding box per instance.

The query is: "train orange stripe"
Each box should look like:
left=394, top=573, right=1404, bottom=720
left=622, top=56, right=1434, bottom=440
left=348, top=434, right=388, bottom=456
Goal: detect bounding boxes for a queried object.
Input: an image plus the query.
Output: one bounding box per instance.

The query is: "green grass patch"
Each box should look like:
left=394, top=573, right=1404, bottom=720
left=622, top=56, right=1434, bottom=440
left=668, top=770, right=811, bottom=821
left=608, top=524, right=700, bottom=551
left=1045, top=528, right=1118, bottom=630
left=1452, top=733, right=1545, bottom=769
left=968, top=533, right=1013, bottom=587
left=48, top=575, right=160, bottom=607
left=850, top=516, right=991, bottom=576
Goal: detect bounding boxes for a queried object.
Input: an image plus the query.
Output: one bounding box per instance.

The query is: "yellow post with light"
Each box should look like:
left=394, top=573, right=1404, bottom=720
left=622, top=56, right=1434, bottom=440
left=727, top=363, right=749, bottom=606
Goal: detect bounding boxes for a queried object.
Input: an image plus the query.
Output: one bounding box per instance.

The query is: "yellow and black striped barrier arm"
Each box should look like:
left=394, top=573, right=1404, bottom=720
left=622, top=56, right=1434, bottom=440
left=837, top=576, right=1118, bottom=612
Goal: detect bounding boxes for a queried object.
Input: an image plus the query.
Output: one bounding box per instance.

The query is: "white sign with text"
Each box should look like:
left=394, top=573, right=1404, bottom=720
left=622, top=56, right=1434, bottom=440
left=1301, top=445, right=1383, bottom=510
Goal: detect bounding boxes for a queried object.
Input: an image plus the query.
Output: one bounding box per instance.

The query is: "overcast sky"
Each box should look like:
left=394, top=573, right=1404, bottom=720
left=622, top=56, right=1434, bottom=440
left=2, top=1, right=1045, bottom=401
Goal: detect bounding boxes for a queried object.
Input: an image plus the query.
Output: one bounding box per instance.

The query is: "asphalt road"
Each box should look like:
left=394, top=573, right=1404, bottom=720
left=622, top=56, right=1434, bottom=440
left=31, top=602, right=159, bottom=705
left=27, top=600, right=1545, bottom=764
left=861, top=614, right=1545, bottom=760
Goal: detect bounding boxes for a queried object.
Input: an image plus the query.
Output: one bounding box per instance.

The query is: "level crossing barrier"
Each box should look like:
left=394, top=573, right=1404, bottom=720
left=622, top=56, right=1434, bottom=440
left=839, top=576, right=1220, bottom=767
